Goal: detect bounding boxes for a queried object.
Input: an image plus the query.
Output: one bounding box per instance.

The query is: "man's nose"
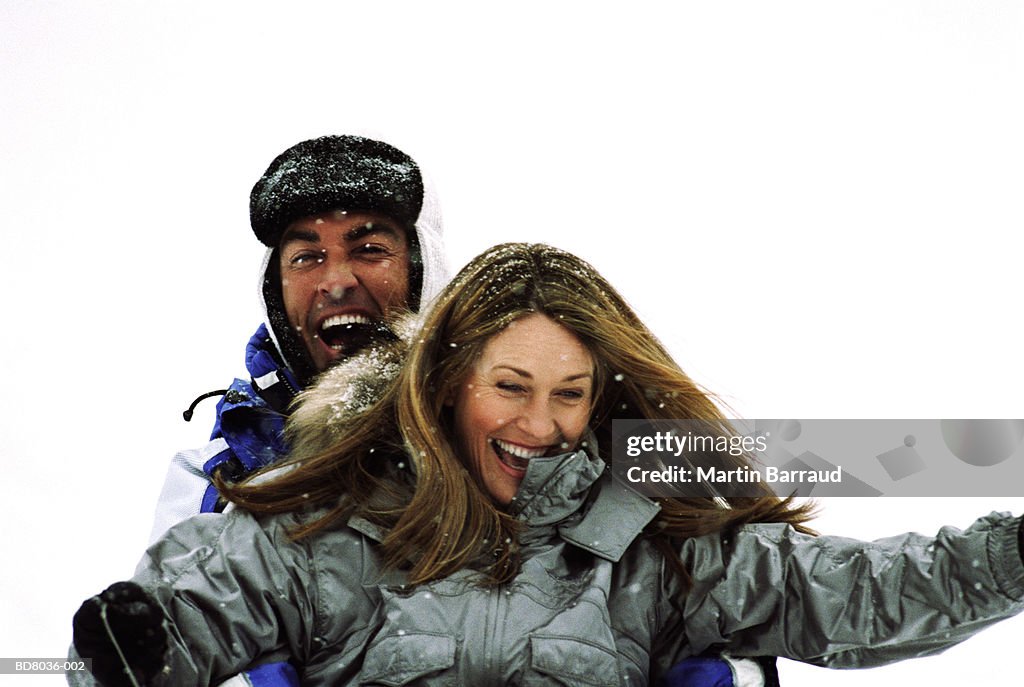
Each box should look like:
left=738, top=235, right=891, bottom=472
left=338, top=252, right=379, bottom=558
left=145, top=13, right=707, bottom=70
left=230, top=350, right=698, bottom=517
left=318, top=259, right=359, bottom=299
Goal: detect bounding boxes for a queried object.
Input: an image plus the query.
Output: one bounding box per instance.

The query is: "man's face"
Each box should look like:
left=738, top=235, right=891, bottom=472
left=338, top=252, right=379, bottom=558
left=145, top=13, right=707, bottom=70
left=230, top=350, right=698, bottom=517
left=279, top=210, right=410, bottom=372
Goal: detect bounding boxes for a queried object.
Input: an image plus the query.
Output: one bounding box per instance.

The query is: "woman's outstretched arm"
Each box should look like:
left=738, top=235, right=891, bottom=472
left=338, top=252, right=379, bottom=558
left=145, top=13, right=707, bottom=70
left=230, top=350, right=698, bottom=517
left=669, top=511, right=1024, bottom=669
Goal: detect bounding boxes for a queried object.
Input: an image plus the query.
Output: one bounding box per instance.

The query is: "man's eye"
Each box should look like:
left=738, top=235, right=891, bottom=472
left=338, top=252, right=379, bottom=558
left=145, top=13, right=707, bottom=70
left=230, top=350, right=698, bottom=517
left=354, top=243, right=391, bottom=257
left=290, top=252, right=324, bottom=266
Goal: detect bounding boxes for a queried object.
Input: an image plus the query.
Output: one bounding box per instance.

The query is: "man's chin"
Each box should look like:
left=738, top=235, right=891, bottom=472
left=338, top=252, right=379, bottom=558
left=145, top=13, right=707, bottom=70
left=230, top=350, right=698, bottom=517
left=314, top=339, right=367, bottom=370
left=314, top=324, right=399, bottom=371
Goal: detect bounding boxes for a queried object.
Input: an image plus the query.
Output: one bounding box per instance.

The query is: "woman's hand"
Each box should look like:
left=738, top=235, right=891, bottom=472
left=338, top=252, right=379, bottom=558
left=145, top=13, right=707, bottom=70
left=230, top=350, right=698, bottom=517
left=72, top=581, right=167, bottom=687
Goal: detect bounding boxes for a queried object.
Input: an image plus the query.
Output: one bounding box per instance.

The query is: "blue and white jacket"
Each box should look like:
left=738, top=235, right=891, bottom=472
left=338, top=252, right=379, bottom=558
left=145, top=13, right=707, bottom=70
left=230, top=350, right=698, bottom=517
left=149, top=323, right=301, bottom=542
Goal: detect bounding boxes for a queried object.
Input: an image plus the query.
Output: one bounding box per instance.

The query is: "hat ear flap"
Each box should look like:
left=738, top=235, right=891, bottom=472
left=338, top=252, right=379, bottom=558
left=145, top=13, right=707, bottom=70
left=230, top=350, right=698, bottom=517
left=263, top=248, right=319, bottom=387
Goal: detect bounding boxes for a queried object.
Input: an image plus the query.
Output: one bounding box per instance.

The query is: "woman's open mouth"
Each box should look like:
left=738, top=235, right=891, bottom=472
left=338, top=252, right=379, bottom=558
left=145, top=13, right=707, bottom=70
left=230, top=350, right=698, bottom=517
left=491, top=439, right=553, bottom=474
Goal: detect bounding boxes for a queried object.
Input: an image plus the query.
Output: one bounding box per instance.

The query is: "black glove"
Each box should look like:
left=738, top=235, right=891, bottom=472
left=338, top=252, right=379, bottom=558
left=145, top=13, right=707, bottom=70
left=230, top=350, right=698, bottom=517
left=72, top=581, right=167, bottom=687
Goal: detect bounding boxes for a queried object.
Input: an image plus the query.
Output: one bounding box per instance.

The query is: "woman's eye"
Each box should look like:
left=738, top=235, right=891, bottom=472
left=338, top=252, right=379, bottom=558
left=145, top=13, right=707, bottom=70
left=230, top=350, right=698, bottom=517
left=496, top=382, right=525, bottom=393
left=557, top=389, right=585, bottom=400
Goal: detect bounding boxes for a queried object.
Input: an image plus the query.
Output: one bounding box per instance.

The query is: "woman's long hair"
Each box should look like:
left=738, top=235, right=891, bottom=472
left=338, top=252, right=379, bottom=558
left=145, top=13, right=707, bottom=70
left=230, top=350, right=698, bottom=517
left=222, top=243, right=813, bottom=585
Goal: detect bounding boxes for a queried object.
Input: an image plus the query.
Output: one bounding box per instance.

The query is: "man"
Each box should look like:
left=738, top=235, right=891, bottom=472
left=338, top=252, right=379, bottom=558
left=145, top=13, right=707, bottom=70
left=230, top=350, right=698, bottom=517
left=150, top=134, right=449, bottom=542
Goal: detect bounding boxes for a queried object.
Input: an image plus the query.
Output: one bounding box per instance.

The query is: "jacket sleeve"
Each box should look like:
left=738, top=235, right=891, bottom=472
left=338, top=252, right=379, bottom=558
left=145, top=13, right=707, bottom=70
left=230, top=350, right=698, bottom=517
left=131, top=510, right=320, bottom=685
left=673, top=512, right=1024, bottom=668
left=147, top=441, right=225, bottom=543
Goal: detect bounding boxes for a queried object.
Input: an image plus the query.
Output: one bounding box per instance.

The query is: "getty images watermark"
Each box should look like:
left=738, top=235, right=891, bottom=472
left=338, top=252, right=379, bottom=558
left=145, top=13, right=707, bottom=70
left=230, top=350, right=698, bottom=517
left=611, top=419, right=1024, bottom=498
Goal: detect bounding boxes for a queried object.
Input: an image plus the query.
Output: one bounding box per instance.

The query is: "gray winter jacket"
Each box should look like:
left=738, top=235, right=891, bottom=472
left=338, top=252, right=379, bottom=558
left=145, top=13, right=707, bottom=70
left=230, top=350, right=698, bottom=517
left=90, top=449, right=1024, bottom=685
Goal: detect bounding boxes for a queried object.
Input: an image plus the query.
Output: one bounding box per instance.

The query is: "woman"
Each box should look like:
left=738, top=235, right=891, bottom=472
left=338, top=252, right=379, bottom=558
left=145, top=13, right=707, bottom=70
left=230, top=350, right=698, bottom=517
left=72, top=244, right=1024, bottom=686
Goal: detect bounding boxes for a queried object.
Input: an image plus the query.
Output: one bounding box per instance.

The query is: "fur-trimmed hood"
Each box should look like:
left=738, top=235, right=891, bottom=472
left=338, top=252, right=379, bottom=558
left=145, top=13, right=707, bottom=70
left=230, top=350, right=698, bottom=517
left=284, top=314, right=421, bottom=461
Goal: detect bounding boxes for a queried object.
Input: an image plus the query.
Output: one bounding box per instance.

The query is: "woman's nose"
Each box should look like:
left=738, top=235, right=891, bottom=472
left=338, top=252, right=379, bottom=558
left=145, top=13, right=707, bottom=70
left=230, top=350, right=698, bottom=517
left=514, top=398, right=558, bottom=442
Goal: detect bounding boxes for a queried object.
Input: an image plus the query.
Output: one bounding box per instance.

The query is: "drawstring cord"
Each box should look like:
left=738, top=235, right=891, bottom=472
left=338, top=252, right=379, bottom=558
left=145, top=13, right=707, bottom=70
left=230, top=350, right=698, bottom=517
left=181, top=390, right=228, bottom=422
left=95, top=596, right=143, bottom=687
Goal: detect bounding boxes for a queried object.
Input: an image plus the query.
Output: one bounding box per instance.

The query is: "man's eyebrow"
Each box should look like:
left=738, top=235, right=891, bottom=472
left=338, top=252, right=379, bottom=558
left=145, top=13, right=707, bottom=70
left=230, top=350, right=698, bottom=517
left=345, top=222, right=403, bottom=242
left=280, top=228, right=321, bottom=246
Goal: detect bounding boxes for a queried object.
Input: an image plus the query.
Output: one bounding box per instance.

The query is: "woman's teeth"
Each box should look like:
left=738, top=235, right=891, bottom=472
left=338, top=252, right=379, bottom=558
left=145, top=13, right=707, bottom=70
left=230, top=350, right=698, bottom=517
left=492, top=439, right=548, bottom=472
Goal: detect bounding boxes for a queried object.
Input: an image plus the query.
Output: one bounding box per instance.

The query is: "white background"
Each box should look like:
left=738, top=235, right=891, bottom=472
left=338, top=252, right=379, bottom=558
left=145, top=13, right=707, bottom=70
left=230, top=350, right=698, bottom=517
left=1, top=2, right=1022, bottom=685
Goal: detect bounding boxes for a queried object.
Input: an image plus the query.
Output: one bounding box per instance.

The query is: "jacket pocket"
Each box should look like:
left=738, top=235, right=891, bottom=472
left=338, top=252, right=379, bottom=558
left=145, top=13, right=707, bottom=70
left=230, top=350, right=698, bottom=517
left=529, top=634, right=620, bottom=686
left=358, top=632, right=457, bottom=686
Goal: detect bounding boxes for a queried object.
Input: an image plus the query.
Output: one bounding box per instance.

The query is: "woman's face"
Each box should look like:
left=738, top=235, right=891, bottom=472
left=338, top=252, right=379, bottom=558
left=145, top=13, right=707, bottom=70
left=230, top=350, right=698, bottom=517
left=451, top=313, right=595, bottom=506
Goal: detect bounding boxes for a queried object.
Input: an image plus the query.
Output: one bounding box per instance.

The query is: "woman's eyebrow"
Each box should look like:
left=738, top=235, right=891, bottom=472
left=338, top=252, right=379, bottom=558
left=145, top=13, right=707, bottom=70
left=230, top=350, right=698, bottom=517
left=492, top=365, right=531, bottom=378
left=563, top=372, right=593, bottom=382
left=491, top=365, right=593, bottom=382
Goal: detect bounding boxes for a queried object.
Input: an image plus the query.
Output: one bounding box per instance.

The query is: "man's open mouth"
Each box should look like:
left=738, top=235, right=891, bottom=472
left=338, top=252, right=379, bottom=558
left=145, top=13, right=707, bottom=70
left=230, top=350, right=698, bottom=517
left=318, top=314, right=374, bottom=351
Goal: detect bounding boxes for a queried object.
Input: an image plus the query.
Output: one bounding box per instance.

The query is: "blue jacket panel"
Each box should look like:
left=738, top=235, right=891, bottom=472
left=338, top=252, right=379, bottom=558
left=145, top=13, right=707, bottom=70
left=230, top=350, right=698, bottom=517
left=198, top=324, right=301, bottom=513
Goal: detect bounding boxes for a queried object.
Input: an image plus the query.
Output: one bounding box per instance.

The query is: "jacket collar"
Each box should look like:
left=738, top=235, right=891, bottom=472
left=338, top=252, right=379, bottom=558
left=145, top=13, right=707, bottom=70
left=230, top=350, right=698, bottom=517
left=244, top=323, right=301, bottom=413
left=557, top=472, right=661, bottom=562
left=507, top=450, right=603, bottom=526
left=508, top=439, right=662, bottom=562
left=348, top=450, right=662, bottom=564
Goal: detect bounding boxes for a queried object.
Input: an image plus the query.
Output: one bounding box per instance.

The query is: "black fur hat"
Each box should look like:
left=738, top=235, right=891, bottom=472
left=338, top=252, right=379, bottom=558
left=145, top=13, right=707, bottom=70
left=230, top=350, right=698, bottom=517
left=250, top=135, right=424, bottom=247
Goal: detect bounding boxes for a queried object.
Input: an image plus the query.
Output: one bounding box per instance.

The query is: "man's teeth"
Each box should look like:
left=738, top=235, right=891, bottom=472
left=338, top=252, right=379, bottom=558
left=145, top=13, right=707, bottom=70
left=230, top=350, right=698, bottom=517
left=321, top=314, right=372, bottom=329
left=321, top=314, right=373, bottom=349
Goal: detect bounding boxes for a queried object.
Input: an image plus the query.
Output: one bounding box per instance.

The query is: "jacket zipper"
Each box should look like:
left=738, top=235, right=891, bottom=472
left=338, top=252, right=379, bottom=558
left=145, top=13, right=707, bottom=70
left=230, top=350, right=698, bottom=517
left=484, top=583, right=507, bottom=684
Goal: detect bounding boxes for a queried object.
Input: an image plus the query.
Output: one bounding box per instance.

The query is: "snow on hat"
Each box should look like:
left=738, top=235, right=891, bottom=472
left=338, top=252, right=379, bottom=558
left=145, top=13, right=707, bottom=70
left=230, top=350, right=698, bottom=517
left=250, top=135, right=425, bottom=247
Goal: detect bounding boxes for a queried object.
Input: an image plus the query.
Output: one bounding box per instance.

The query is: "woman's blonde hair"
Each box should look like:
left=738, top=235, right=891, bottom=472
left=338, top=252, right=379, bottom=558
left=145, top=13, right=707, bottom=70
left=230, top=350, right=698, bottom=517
left=223, top=243, right=812, bottom=585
